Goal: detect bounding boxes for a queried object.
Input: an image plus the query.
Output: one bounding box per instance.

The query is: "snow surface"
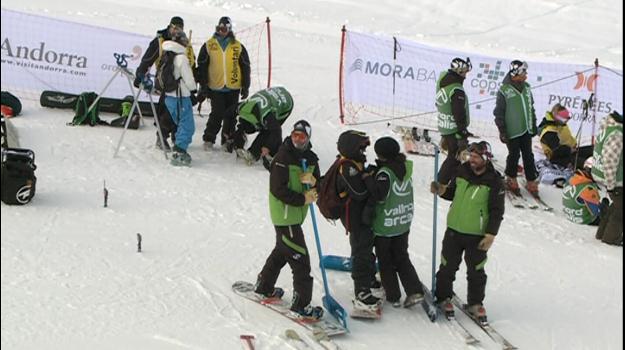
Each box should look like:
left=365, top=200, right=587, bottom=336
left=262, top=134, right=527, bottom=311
left=1, top=1, right=623, bottom=349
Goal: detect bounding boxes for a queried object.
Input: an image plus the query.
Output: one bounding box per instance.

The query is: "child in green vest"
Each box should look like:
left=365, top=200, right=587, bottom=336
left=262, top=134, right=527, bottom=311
left=562, top=158, right=601, bottom=225
left=362, top=137, right=425, bottom=308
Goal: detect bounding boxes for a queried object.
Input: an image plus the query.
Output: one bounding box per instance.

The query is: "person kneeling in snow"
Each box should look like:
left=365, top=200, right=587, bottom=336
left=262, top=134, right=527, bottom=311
left=229, top=86, right=294, bottom=170
left=562, top=157, right=602, bottom=226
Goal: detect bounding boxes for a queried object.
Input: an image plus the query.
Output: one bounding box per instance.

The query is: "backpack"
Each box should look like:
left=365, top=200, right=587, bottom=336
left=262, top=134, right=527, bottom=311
left=1, top=147, right=37, bottom=205
left=317, top=157, right=355, bottom=220
left=1, top=91, right=22, bottom=116
left=71, top=92, right=104, bottom=126
left=155, top=51, right=181, bottom=93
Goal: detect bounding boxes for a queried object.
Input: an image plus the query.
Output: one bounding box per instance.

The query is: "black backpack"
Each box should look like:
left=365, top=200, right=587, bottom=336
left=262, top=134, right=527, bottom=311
left=317, top=157, right=355, bottom=220
left=1, top=148, right=37, bottom=205
left=155, top=51, right=181, bottom=93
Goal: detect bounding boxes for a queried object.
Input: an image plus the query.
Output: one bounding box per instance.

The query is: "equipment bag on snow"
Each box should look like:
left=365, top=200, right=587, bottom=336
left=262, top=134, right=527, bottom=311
left=71, top=92, right=107, bottom=126
left=155, top=51, right=181, bottom=93
left=1, top=147, right=37, bottom=205
left=317, top=157, right=355, bottom=220
left=1, top=91, right=22, bottom=117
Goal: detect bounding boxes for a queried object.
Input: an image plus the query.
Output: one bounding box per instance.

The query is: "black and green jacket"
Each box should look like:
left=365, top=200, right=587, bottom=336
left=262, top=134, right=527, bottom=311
left=441, top=162, right=505, bottom=236
left=269, top=137, right=320, bottom=226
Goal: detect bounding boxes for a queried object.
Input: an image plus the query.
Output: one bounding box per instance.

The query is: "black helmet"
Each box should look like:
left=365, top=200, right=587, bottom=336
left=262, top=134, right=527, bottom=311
left=450, top=57, right=472, bottom=74
left=509, top=60, right=528, bottom=77
left=216, top=16, right=232, bottom=33
left=337, top=130, right=370, bottom=162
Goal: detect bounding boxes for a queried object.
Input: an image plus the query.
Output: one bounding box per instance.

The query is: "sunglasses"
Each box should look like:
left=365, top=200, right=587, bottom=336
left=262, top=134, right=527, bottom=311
left=216, top=23, right=231, bottom=33
left=554, top=109, right=571, bottom=122
left=468, top=141, right=493, bottom=161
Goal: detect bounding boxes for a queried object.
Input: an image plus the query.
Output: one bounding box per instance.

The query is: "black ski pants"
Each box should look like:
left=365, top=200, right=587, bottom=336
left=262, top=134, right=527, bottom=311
left=202, top=90, right=240, bottom=145
left=435, top=228, right=488, bottom=306
left=256, top=225, right=313, bottom=310
left=156, top=94, right=177, bottom=142
left=374, top=232, right=423, bottom=302
left=505, top=132, right=538, bottom=181
left=342, top=218, right=377, bottom=294
left=438, top=134, right=467, bottom=185
left=596, top=188, right=623, bottom=245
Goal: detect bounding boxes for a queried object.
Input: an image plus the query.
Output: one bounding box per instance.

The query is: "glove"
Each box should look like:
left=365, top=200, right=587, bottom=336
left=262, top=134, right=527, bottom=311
left=197, top=86, right=210, bottom=102
left=133, top=73, right=144, bottom=88
left=304, top=189, right=318, bottom=204
left=499, top=133, right=508, bottom=144
left=478, top=233, right=496, bottom=251
left=240, top=88, right=249, bottom=100
left=430, top=181, right=447, bottom=195
left=300, top=172, right=317, bottom=187
left=190, top=90, right=199, bottom=106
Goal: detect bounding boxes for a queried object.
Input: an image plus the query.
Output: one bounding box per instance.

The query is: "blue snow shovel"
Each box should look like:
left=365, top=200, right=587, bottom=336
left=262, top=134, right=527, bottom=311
left=302, top=159, right=348, bottom=330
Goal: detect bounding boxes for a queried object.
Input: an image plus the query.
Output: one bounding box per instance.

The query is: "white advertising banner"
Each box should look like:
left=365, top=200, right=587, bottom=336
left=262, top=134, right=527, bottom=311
left=1, top=9, right=151, bottom=99
left=343, top=30, right=623, bottom=140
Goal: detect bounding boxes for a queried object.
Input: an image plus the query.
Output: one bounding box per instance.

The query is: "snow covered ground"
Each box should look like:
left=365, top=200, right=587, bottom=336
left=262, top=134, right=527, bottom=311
left=1, top=1, right=623, bottom=349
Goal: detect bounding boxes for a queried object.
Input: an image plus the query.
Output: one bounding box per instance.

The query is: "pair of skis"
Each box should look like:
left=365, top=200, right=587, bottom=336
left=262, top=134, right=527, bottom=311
left=421, top=286, right=517, bottom=349
left=492, top=159, right=553, bottom=211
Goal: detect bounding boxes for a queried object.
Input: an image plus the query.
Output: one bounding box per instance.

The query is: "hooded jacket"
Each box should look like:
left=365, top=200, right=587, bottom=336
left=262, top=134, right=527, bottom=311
left=161, top=41, right=197, bottom=98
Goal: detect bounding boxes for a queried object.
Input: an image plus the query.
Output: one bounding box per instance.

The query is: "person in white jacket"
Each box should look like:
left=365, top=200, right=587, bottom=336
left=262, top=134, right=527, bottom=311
left=162, top=32, right=197, bottom=166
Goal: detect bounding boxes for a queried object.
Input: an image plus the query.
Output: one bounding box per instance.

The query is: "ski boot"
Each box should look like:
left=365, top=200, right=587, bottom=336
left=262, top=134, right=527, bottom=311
left=466, top=304, right=488, bottom=325
left=292, top=304, right=324, bottom=320
left=439, top=298, right=455, bottom=320
left=170, top=146, right=191, bottom=166
left=505, top=176, right=521, bottom=196
left=403, top=292, right=424, bottom=308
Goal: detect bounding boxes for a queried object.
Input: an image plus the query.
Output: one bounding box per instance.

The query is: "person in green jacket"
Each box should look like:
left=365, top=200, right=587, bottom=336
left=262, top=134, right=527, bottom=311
left=430, top=141, right=505, bottom=323
left=230, top=86, right=294, bottom=169
left=254, top=120, right=324, bottom=319
left=363, top=137, right=425, bottom=308
left=494, top=60, right=539, bottom=196
left=562, top=159, right=601, bottom=226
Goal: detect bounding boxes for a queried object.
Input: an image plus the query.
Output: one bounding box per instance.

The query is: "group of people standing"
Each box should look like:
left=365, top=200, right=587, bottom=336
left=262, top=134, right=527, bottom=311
left=133, top=17, right=621, bottom=322
left=436, top=56, right=623, bottom=245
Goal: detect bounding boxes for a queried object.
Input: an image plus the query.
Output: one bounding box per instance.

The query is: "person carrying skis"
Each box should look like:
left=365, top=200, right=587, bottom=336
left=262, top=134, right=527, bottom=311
left=538, top=103, right=593, bottom=169
left=161, top=31, right=198, bottom=166
left=197, top=16, right=251, bottom=152
left=336, top=130, right=382, bottom=314
left=494, top=60, right=539, bottom=196
left=134, top=16, right=197, bottom=151
left=436, top=57, right=473, bottom=185
left=363, top=137, right=425, bottom=308
left=562, top=157, right=602, bottom=225
left=592, top=111, right=623, bottom=246
left=254, top=120, right=324, bottom=319
left=231, top=86, right=294, bottom=170
left=430, top=141, right=505, bottom=322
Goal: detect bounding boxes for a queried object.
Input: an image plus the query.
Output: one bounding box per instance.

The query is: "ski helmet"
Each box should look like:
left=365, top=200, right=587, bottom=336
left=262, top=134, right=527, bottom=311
left=583, top=157, right=594, bottom=170
left=170, top=16, right=184, bottom=29
left=450, top=57, right=472, bottom=75
left=291, top=120, right=311, bottom=150
left=509, top=60, right=528, bottom=77
left=216, top=16, right=232, bottom=33
left=551, top=104, right=571, bottom=124
left=467, top=141, right=493, bottom=162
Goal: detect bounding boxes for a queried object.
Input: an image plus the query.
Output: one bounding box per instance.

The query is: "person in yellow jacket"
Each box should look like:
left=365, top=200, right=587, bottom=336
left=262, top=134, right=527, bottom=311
left=197, top=16, right=251, bottom=152
left=538, top=103, right=593, bottom=169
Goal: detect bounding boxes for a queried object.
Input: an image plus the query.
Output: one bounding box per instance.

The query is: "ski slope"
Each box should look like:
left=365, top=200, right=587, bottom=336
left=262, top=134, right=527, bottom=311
left=1, top=1, right=623, bottom=349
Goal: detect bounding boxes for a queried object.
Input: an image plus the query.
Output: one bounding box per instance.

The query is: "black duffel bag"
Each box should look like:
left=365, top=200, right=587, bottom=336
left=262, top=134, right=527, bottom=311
left=1, top=148, right=37, bottom=205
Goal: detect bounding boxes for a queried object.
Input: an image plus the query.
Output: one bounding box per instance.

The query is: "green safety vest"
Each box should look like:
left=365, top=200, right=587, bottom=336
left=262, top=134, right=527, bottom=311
left=371, top=161, right=414, bottom=237
left=269, top=164, right=315, bottom=226
left=592, top=123, right=623, bottom=187
left=447, top=177, right=491, bottom=235
left=499, top=83, right=534, bottom=139
left=435, top=71, right=470, bottom=136
left=239, top=87, right=294, bottom=130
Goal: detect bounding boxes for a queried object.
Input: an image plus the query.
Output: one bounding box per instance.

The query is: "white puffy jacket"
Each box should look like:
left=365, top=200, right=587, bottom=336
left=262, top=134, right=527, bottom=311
left=161, top=40, right=197, bottom=98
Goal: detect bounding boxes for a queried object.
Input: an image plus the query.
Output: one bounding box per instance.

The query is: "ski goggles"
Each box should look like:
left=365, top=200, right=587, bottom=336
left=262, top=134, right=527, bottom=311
left=291, top=131, right=309, bottom=143
left=510, top=61, right=528, bottom=77
left=553, top=108, right=571, bottom=123
left=467, top=141, right=493, bottom=161
left=216, top=23, right=232, bottom=33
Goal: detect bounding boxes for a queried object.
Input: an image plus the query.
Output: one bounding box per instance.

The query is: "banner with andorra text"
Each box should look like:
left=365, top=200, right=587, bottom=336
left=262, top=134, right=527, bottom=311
left=1, top=8, right=151, bottom=99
